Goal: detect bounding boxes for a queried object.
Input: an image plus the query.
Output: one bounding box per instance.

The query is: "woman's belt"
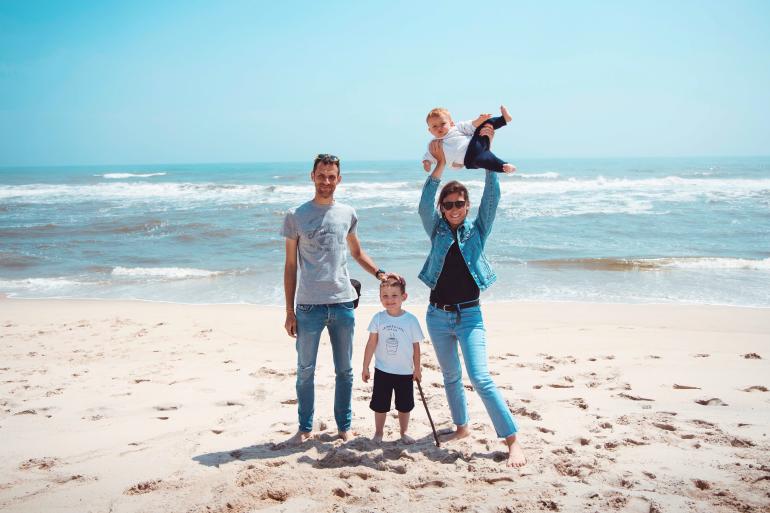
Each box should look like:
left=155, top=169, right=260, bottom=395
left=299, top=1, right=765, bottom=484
left=430, top=300, right=480, bottom=312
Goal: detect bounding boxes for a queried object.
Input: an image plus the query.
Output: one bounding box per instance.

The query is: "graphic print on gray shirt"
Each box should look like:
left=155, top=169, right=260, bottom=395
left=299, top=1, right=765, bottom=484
left=281, top=200, right=358, bottom=305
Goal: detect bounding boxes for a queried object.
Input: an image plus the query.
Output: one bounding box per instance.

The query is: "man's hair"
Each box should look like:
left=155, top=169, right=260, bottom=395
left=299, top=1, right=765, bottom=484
left=312, top=153, right=341, bottom=174
left=426, top=107, right=451, bottom=123
left=438, top=180, right=469, bottom=208
left=380, top=277, right=406, bottom=294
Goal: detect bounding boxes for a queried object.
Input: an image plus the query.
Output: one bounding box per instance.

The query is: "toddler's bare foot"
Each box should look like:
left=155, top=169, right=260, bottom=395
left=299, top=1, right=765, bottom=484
left=440, top=424, right=470, bottom=443
left=501, top=105, right=512, bottom=123
left=505, top=435, right=527, bottom=468
left=502, top=163, right=517, bottom=174
left=400, top=433, right=415, bottom=445
left=284, top=430, right=313, bottom=446
left=372, top=433, right=383, bottom=443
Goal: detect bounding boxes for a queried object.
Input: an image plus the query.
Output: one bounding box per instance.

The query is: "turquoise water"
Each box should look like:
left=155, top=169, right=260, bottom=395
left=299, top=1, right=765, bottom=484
left=1, top=157, right=769, bottom=306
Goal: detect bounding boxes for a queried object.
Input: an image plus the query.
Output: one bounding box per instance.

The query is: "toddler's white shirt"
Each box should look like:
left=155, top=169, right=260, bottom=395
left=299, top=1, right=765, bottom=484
left=422, top=120, right=476, bottom=168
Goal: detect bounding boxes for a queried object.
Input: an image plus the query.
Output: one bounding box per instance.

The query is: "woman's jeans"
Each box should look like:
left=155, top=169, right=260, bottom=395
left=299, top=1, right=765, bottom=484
left=426, top=304, right=518, bottom=438
left=295, top=302, right=355, bottom=433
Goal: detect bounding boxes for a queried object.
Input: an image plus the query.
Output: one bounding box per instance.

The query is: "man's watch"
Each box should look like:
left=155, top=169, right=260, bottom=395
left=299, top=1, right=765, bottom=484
left=375, top=269, right=386, bottom=280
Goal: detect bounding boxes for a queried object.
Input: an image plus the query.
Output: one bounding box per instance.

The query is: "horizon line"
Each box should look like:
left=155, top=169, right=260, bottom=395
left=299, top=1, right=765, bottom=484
left=2, top=154, right=770, bottom=170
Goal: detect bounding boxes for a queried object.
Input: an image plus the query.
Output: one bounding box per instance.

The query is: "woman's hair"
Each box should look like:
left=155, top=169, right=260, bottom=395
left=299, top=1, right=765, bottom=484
left=438, top=180, right=469, bottom=208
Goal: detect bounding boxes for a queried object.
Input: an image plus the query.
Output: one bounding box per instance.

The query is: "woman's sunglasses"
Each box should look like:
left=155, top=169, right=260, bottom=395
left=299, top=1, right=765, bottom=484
left=441, top=200, right=467, bottom=210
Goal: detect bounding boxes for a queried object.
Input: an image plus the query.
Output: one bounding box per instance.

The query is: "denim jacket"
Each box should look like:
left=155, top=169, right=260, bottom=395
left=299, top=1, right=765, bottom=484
left=418, top=170, right=500, bottom=291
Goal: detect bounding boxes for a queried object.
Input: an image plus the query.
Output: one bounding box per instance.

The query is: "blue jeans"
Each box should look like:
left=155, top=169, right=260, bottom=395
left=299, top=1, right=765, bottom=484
left=426, top=304, right=518, bottom=438
left=295, top=302, right=355, bottom=433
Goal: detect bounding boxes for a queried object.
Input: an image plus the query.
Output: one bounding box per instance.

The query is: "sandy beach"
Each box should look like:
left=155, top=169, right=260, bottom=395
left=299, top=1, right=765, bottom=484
left=0, top=298, right=768, bottom=512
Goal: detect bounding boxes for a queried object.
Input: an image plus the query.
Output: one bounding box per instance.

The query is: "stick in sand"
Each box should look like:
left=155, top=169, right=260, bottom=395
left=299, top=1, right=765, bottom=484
left=416, top=380, right=440, bottom=447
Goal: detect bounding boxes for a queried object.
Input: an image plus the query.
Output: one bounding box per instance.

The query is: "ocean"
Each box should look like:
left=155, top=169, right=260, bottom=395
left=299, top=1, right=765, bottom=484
left=1, top=157, right=769, bottom=307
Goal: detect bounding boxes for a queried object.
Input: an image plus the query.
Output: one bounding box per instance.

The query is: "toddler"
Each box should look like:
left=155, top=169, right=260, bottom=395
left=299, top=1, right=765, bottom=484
left=422, top=105, right=516, bottom=174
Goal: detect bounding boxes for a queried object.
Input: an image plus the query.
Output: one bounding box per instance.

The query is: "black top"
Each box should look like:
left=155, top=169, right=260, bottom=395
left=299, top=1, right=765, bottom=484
left=429, top=237, right=480, bottom=305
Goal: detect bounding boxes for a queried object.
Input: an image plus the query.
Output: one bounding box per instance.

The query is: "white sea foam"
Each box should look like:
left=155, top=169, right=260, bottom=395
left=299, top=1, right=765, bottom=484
left=98, top=172, right=167, bottom=179
left=653, top=257, right=770, bottom=270
left=111, top=266, right=222, bottom=279
left=1, top=176, right=768, bottom=208
left=516, top=172, right=560, bottom=179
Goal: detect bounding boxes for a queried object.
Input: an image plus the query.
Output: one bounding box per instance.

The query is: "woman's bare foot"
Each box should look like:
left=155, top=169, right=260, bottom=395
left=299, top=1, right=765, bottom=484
left=440, top=424, right=471, bottom=443
left=338, top=430, right=352, bottom=441
left=284, top=430, right=313, bottom=446
left=504, top=435, right=526, bottom=468
left=502, top=163, right=517, bottom=174
left=400, top=433, right=415, bottom=444
left=501, top=105, right=512, bottom=123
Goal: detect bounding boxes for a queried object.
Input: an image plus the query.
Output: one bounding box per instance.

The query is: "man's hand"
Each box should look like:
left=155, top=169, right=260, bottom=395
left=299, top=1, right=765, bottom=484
left=413, top=368, right=422, bottom=383
left=362, top=368, right=370, bottom=383
left=422, top=160, right=431, bottom=172
left=472, top=113, right=492, bottom=127
left=284, top=310, right=297, bottom=338
left=379, top=272, right=403, bottom=284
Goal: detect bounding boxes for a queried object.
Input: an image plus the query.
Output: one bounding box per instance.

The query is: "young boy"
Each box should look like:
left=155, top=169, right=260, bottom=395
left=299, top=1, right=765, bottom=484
left=422, top=105, right=516, bottom=174
left=362, top=278, right=424, bottom=444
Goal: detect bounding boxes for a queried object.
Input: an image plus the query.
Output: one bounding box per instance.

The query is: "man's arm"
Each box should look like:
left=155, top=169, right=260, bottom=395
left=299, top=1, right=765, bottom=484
left=361, top=332, right=378, bottom=383
left=284, top=238, right=298, bottom=338
left=346, top=232, right=400, bottom=282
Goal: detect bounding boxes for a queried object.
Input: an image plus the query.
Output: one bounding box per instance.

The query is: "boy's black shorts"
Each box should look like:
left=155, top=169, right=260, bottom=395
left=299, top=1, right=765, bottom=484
left=370, top=368, right=414, bottom=413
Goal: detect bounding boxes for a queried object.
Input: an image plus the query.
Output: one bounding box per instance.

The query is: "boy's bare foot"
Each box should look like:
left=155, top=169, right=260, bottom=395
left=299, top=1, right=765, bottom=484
left=285, top=430, right=313, bottom=446
left=338, top=430, right=352, bottom=441
left=505, top=435, right=527, bottom=468
left=501, top=105, right=512, bottom=123
left=440, top=424, right=471, bottom=443
left=400, top=433, right=415, bottom=445
left=372, top=433, right=383, bottom=443
left=502, top=164, right=517, bottom=174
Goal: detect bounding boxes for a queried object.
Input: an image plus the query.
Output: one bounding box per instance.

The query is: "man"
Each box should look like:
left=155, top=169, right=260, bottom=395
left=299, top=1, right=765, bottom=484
left=282, top=153, right=395, bottom=444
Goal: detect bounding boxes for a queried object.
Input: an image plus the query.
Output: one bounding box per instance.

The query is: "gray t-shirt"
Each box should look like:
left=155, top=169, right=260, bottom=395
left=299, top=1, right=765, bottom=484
left=281, top=200, right=358, bottom=305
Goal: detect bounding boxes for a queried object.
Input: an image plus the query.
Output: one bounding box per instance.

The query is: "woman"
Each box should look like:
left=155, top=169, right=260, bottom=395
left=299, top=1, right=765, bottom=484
left=418, top=128, right=526, bottom=467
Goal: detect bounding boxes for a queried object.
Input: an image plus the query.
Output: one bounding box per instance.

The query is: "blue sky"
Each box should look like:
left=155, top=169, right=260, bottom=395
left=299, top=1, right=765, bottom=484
left=1, top=0, right=769, bottom=166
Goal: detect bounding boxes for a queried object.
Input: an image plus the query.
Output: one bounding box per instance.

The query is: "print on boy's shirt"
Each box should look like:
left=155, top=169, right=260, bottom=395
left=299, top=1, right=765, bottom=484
left=381, top=324, right=406, bottom=358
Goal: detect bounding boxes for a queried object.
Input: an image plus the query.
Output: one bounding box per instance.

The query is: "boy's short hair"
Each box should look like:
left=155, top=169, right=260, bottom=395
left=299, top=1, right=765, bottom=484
left=426, top=108, right=451, bottom=123
left=380, top=277, right=406, bottom=294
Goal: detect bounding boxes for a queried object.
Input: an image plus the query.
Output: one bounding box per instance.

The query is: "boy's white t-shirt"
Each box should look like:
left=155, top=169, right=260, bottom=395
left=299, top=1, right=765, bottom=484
left=367, top=310, right=424, bottom=375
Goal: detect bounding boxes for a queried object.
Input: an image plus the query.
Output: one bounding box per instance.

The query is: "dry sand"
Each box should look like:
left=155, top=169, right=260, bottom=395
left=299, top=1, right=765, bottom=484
left=0, top=298, right=768, bottom=512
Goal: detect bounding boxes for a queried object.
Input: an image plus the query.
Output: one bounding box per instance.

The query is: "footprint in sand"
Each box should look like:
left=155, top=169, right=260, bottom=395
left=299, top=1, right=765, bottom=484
left=742, top=353, right=762, bottom=359
left=18, top=457, right=60, bottom=470
left=124, top=479, right=163, bottom=495
left=653, top=423, right=676, bottom=431
left=741, top=385, right=767, bottom=392
left=695, top=398, right=728, bottom=406
left=569, top=398, right=588, bottom=410
left=694, top=353, right=710, bottom=358
left=673, top=384, right=701, bottom=390
left=216, top=400, right=244, bottom=407
left=281, top=398, right=297, bottom=405
left=409, top=480, right=448, bottom=489
left=548, top=383, right=574, bottom=389
left=153, top=405, right=179, bottom=412
left=618, top=392, right=654, bottom=401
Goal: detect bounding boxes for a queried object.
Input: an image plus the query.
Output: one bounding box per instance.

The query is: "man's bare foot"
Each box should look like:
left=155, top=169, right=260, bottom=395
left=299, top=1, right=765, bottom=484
left=505, top=435, right=527, bottom=468
left=372, top=433, right=383, bottom=443
left=400, top=433, right=415, bottom=445
left=338, top=430, right=352, bottom=441
left=502, top=163, right=517, bottom=174
left=440, top=424, right=471, bottom=443
left=285, top=430, right=313, bottom=446
left=501, top=105, right=512, bottom=123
